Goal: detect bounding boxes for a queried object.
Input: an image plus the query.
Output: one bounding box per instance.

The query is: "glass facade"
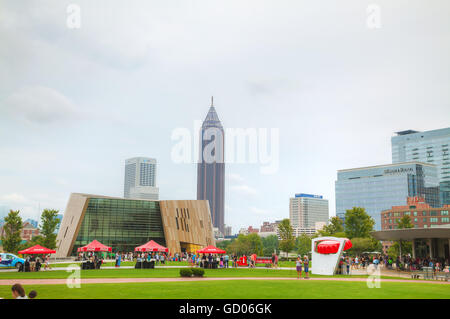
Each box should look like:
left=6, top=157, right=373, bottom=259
left=392, top=127, right=450, bottom=205
left=335, top=163, right=439, bottom=230
left=72, top=198, right=165, bottom=254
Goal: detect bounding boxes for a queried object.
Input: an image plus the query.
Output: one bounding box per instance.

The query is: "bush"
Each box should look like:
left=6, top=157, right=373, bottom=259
left=191, top=268, right=205, bottom=277
left=180, top=268, right=193, bottom=277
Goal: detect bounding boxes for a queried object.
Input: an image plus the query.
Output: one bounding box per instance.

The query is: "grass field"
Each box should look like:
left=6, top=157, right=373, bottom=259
left=0, top=279, right=449, bottom=299
left=0, top=267, right=408, bottom=280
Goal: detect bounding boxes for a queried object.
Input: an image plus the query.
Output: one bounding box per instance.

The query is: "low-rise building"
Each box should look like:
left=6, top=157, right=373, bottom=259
left=55, top=193, right=215, bottom=257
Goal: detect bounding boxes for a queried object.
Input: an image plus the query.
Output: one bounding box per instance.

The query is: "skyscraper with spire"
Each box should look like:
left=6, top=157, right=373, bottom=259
left=197, top=97, right=225, bottom=234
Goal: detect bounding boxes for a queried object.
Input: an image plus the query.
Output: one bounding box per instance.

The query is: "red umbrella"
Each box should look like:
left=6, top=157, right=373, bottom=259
left=197, top=245, right=226, bottom=254
left=135, top=240, right=168, bottom=252
left=316, top=239, right=352, bottom=254
left=18, top=245, right=56, bottom=255
left=77, top=240, right=111, bottom=252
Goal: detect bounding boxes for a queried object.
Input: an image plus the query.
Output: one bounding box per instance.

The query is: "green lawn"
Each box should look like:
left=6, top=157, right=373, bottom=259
left=0, top=267, right=408, bottom=280
left=0, top=280, right=448, bottom=299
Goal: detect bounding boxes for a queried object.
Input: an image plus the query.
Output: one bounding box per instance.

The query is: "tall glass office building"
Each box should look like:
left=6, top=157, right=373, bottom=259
left=392, top=127, right=450, bottom=205
left=335, top=162, right=439, bottom=230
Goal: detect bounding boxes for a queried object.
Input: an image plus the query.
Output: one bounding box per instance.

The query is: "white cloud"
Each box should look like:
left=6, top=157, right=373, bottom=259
left=227, top=173, right=245, bottom=183
left=2, top=86, right=80, bottom=124
left=249, top=207, right=270, bottom=216
left=0, top=193, right=27, bottom=203
left=230, top=185, right=258, bottom=196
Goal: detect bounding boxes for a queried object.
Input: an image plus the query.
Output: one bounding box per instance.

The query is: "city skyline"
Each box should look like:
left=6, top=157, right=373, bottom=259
left=1, top=2, right=450, bottom=233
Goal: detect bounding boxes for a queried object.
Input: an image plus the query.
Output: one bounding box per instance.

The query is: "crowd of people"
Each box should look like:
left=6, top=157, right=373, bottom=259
left=19, top=254, right=52, bottom=272
left=344, top=254, right=450, bottom=274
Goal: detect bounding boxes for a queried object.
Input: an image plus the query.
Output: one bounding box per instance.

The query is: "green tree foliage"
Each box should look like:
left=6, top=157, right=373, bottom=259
left=391, top=215, right=414, bottom=257
left=295, top=233, right=312, bottom=257
left=39, top=209, right=60, bottom=249
left=216, top=239, right=234, bottom=251
left=261, top=235, right=279, bottom=256
left=347, top=237, right=381, bottom=256
left=387, top=241, right=412, bottom=259
left=1, top=210, right=23, bottom=253
left=344, top=207, right=375, bottom=239
left=227, top=233, right=263, bottom=256
left=317, top=216, right=344, bottom=236
left=397, top=215, right=414, bottom=229
left=278, top=219, right=295, bottom=256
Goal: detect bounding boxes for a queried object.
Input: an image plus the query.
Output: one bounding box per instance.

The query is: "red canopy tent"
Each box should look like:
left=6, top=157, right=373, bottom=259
left=197, top=245, right=226, bottom=254
left=77, top=240, right=111, bottom=252
left=18, top=245, right=56, bottom=255
left=316, top=238, right=352, bottom=254
left=135, top=240, right=168, bottom=252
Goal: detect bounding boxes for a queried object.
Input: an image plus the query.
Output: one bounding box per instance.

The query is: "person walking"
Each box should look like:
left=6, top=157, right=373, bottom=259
left=296, top=257, right=302, bottom=279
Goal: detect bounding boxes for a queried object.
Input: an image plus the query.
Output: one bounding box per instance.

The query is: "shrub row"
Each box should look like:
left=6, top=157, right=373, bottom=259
left=180, top=268, right=205, bottom=277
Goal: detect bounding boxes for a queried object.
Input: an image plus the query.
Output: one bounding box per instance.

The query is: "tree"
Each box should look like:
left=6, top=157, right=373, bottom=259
left=278, top=219, right=295, bottom=256
left=227, top=233, right=262, bottom=256
left=344, top=207, right=375, bottom=239
left=39, top=209, right=60, bottom=249
left=394, top=215, right=414, bottom=257
left=397, top=215, right=414, bottom=229
left=296, top=233, right=312, bottom=257
left=317, top=216, right=344, bottom=236
left=1, top=210, right=23, bottom=253
left=261, top=235, right=279, bottom=256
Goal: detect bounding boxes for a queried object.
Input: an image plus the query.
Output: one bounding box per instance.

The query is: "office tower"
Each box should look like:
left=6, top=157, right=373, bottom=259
left=197, top=97, right=225, bottom=233
left=392, top=128, right=450, bottom=205
left=289, top=193, right=329, bottom=230
left=124, top=157, right=159, bottom=200
left=335, top=162, right=440, bottom=230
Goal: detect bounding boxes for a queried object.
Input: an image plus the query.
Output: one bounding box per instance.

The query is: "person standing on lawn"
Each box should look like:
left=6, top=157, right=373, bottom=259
left=303, top=256, right=309, bottom=279
left=296, top=257, right=302, bottom=279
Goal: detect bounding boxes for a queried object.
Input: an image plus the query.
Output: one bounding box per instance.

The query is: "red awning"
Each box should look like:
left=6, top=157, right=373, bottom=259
left=197, top=245, right=226, bottom=254
left=316, top=239, right=352, bottom=254
left=18, top=245, right=56, bottom=255
left=135, top=240, right=168, bottom=252
left=77, top=240, right=111, bottom=252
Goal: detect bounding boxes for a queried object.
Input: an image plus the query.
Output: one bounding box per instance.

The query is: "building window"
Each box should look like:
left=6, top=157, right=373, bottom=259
left=430, top=218, right=438, bottom=223
left=422, top=211, right=427, bottom=216
left=423, top=218, right=427, bottom=222
left=441, top=211, right=449, bottom=216
left=441, top=217, right=449, bottom=223
left=413, top=212, right=417, bottom=216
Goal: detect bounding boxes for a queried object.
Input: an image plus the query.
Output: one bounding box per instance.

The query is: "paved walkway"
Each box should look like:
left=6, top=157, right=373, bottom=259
left=1, top=276, right=449, bottom=286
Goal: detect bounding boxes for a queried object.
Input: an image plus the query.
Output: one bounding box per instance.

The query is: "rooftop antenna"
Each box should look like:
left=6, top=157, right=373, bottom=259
left=211, top=96, right=214, bottom=107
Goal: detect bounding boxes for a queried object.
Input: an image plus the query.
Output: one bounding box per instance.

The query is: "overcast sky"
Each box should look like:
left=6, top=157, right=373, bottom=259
left=1, top=0, right=449, bottom=232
